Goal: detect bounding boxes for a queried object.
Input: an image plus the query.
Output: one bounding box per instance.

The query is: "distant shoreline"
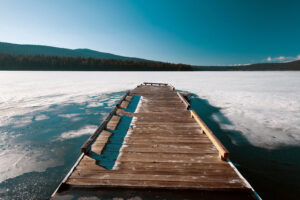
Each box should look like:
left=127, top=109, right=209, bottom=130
left=2, top=69, right=300, bottom=71
left=1, top=54, right=300, bottom=71
left=1, top=42, right=300, bottom=71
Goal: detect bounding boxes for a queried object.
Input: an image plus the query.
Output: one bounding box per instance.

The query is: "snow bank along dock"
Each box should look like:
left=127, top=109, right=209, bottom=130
left=52, top=83, right=261, bottom=199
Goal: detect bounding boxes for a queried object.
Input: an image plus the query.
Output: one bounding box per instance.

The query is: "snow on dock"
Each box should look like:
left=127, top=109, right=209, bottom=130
left=51, top=83, right=260, bottom=199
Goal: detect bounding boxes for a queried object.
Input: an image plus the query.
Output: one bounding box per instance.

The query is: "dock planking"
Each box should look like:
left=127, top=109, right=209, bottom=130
left=106, top=115, right=121, bottom=130
left=51, top=83, right=260, bottom=199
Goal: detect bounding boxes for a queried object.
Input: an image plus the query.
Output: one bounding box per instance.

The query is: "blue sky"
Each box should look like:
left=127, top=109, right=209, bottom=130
left=0, top=0, right=300, bottom=65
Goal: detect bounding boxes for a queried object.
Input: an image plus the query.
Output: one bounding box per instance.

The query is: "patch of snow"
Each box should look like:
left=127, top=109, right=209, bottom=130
left=59, top=125, right=98, bottom=140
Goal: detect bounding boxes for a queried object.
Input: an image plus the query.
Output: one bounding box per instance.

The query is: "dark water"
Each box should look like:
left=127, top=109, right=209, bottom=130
left=190, top=95, right=300, bottom=200
left=0, top=91, right=299, bottom=200
left=0, top=91, right=126, bottom=200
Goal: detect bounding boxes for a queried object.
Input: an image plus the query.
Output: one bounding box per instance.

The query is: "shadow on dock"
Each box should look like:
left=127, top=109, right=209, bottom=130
left=189, top=94, right=300, bottom=200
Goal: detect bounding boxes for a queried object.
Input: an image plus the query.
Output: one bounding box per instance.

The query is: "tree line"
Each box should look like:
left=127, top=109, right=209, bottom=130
left=0, top=53, right=194, bottom=71
left=1, top=53, right=299, bottom=71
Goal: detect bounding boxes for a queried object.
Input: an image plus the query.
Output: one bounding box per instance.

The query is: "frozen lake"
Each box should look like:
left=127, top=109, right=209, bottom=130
left=0, top=71, right=299, bottom=199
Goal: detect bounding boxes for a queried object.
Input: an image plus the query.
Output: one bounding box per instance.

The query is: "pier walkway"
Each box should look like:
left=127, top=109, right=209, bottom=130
left=52, top=83, right=260, bottom=199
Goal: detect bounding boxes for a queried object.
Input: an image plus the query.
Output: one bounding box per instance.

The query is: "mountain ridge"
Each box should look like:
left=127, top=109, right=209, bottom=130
left=0, top=42, right=147, bottom=61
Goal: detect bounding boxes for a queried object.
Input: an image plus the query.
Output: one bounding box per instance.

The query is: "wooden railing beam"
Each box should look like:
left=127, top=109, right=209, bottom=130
left=177, top=92, right=190, bottom=109
left=81, top=91, right=130, bottom=154
left=143, top=82, right=168, bottom=86
left=190, top=110, right=229, bottom=160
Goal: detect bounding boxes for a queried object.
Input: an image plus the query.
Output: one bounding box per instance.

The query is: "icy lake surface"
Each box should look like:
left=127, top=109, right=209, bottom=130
left=0, top=71, right=299, bottom=199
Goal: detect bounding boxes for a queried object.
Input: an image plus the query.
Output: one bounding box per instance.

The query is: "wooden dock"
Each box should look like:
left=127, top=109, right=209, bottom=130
left=52, top=83, right=260, bottom=199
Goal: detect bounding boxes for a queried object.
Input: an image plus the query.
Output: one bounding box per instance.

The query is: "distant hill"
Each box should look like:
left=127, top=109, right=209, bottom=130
left=0, top=42, right=147, bottom=61
left=0, top=53, right=192, bottom=71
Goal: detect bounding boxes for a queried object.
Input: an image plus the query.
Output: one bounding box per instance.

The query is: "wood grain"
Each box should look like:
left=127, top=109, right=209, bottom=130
left=106, top=115, right=121, bottom=130
left=190, top=110, right=230, bottom=160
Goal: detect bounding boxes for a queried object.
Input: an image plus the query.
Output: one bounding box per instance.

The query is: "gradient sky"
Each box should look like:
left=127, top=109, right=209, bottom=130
left=1, top=0, right=300, bottom=65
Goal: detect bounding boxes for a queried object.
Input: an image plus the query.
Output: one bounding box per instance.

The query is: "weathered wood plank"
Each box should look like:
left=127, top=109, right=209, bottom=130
left=120, top=100, right=129, bottom=108
left=127, top=135, right=212, bottom=140
left=106, top=115, right=121, bottom=130
left=125, top=96, right=133, bottom=101
left=77, top=161, right=231, bottom=170
left=132, top=126, right=203, bottom=131
left=119, top=146, right=216, bottom=154
left=116, top=154, right=223, bottom=164
left=90, top=130, right=112, bottom=154
left=120, top=143, right=217, bottom=150
left=69, top=172, right=244, bottom=184
left=66, top=179, right=247, bottom=189
left=123, top=140, right=215, bottom=145
left=87, top=141, right=215, bottom=147
left=73, top=169, right=238, bottom=177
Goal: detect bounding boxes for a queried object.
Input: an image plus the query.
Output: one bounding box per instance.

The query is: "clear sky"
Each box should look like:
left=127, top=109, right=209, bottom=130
left=0, top=0, right=300, bottom=65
